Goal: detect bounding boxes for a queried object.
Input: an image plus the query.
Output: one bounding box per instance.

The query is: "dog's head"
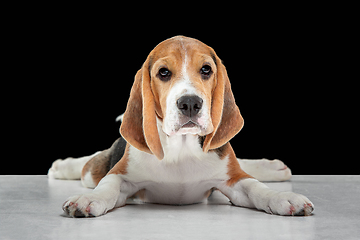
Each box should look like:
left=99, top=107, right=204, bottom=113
left=120, top=36, right=243, bottom=160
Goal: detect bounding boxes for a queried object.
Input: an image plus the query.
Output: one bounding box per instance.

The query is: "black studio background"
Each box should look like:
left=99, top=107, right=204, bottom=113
left=4, top=6, right=356, bottom=175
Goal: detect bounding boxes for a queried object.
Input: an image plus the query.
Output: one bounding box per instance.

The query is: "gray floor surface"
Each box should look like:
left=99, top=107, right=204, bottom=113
left=0, top=175, right=359, bottom=239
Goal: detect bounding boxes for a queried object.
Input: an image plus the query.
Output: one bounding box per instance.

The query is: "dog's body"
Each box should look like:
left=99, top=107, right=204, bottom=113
left=49, top=36, right=313, bottom=217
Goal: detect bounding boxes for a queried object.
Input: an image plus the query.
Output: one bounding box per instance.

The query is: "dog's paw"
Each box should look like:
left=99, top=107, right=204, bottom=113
left=62, top=193, right=108, bottom=217
left=267, top=192, right=314, bottom=216
left=48, top=159, right=67, bottom=179
left=239, top=159, right=292, bottom=182
left=48, top=158, right=78, bottom=180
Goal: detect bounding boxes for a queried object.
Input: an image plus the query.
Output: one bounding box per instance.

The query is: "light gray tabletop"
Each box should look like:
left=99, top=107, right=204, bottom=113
left=1, top=175, right=359, bottom=239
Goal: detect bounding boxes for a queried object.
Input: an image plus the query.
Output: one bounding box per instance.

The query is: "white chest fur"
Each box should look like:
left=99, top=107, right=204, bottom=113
left=122, top=134, right=229, bottom=204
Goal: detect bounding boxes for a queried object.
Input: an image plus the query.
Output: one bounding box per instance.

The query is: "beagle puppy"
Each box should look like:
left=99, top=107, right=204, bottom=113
left=49, top=36, right=314, bottom=217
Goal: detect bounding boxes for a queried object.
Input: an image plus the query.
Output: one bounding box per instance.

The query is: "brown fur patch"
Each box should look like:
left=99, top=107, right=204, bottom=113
left=107, top=144, right=130, bottom=175
left=80, top=138, right=127, bottom=187
left=213, top=143, right=253, bottom=186
left=81, top=149, right=111, bottom=186
left=131, top=189, right=146, bottom=201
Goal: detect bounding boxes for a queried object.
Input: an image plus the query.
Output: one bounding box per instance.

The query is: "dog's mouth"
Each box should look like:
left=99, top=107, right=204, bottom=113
left=181, top=121, right=198, bottom=128
left=171, top=120, right=201, bottom=135
left=162, top=116, right=213, bottom=137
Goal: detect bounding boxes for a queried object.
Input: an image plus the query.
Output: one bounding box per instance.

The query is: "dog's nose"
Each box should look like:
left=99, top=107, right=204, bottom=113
left=177, top=95, right=203, bottom=118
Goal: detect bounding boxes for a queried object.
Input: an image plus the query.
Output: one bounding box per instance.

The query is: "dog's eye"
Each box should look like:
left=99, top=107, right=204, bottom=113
left=158, top=68, right=172, bottom=81
left=200, top=65, right=212, bottom=79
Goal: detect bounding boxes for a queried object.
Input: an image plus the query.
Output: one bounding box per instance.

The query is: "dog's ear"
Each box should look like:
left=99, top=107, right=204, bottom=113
left=203, top=53, right=244, bottom=152
left=120, top=57, right=164, bottom=160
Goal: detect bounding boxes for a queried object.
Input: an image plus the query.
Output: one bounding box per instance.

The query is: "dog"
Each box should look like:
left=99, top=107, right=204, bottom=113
left=48, top=36, right=314, bottom=217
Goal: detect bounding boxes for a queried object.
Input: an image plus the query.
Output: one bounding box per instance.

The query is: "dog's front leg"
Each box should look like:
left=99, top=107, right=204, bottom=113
left=62, top=174, right=133, bottom=217
left=218, top=178, right=314, bottom=216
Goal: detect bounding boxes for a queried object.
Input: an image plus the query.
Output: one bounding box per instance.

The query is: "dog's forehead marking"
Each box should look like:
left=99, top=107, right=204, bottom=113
left=179, top=39, right=190, bottom=84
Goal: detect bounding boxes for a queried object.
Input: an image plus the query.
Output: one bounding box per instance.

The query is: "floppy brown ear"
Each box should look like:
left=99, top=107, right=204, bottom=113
left=203, top=54, right=244, bottom=153
left=120, top=58, right=164, bottom=160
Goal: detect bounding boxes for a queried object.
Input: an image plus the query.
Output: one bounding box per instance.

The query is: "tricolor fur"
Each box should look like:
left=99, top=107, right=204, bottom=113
left=49, top=36, right=313, bottom=217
